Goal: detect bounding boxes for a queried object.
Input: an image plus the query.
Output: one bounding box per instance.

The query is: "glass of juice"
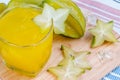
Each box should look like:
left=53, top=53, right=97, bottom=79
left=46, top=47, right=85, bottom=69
left=0, top=6, right=53, bottom=76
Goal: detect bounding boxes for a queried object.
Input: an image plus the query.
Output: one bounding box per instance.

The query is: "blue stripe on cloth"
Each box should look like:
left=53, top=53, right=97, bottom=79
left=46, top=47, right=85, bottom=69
left=113, top=0, right=120, bottom=3
left=101, top=66, right=120, bottom=80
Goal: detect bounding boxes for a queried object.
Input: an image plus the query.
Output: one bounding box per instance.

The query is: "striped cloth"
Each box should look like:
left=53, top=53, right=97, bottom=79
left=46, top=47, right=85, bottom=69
left=73, top=0, right=120, bottom=34
left=101, top=66, right=120, bottom=80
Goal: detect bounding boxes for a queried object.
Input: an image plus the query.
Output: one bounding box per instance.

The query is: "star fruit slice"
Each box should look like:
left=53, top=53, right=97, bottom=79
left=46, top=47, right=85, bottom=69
left=45, top=0, right=86, bottom=38
left=48, top=45, right=91, bottom=80
left=33, top=4, right=69, bottom=33
left=48, top=58, right=84, bottom=80
left=61, top=45, right=91, bottom=70
left=89, top=20, right=117, bottom=48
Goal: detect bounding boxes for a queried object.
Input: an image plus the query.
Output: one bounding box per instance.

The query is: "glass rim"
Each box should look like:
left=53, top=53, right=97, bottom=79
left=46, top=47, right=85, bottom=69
left=0, top=7, right=53, bottom=48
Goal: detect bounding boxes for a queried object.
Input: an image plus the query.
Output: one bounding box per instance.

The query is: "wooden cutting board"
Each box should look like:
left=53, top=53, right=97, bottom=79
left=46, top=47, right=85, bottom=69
left=0, top=25, right=120, bottom=80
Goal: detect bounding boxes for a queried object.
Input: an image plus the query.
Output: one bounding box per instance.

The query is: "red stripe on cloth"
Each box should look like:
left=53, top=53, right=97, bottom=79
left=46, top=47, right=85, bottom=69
left=75, top=1, right=120, bottom=23
left=78, top=0, right=120, bottom=16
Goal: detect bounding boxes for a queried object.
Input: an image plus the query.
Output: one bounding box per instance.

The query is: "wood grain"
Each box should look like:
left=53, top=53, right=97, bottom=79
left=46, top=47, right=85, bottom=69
left=0, top=25, right=120, bottom=80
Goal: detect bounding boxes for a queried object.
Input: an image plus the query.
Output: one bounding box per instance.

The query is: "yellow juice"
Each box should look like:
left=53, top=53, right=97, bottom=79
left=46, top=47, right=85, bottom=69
left=0, top=7, right=53, bottom=76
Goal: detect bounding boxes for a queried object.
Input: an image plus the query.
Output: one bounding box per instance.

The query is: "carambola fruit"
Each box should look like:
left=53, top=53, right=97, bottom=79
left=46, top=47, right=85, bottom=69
left=48, top=45, right=91, bottom=80
left=89, top=19, right=117, bottom=48
left=45, top=0, right=86, bottom=38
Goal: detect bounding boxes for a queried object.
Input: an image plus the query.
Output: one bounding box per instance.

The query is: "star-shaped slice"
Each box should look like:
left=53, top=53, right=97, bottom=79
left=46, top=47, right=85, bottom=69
left=33, top=3, right=69, bottom=33
left=48, top=59, right=84, bottom=80
left=61, top=45, right=91, bottom=70
left=89, top=19, right=117, bottom=48
left=48, top=45, right=91, bottom=80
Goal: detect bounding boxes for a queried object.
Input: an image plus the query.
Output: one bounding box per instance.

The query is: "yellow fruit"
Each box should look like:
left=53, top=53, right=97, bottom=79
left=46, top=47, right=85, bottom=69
left=45, top=0, right=86, bottom=38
